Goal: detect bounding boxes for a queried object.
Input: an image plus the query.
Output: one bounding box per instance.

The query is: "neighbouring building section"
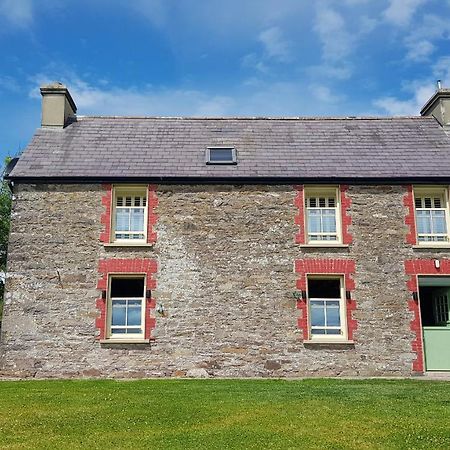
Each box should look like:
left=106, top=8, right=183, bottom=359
left=2, top=83, right=450, bottom=378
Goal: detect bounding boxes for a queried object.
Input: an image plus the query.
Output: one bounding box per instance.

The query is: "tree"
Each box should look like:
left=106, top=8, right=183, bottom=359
left=0, top=157, right=12, bottom=319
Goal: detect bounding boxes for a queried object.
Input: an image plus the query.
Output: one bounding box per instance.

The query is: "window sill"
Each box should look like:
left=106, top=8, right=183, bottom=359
left=303, top=339, right=354, bottom=346
left=300, top=244, right=349, bottom=248
left=412, top=244, right=450, bottom=249
left=103, top=242, right=154, bottom=248
left=99, top=339, right=152, bottom=344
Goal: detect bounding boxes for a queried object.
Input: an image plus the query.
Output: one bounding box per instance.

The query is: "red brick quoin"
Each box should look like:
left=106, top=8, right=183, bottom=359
left=95, top=259, right=158, bottom=340
left=404, top=185, right=417, bottom=245
left=100, top=184, right=159, bottom=244
left=294, top=185, right=352, bottom=245
left=404, top=259, right=450, bottom=373
left=294, top=259, right=357, bottom=341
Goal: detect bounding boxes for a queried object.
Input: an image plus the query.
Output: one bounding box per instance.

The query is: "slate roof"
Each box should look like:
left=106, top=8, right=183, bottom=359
left=8, top=115, right=450, bottom=182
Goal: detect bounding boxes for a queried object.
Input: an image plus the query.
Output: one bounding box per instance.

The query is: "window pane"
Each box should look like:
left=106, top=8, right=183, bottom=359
left=209, top=148, right=234, bottom=162
left=112, top=328, right=127, bottom=334
left=308, top=279, right=341, bottom=298
left=416, top=210, right=432, bottom=234
left=116, top=209, right=130, bottom=231
left=326, top=303, right=341, bottom=327
left=130, top=208, right=145, bottom=232
left=307, top=210, right=321, bottom=233
left=112, top=301, right=126, bottom=326
left=432, top=211, right=447, bottom=234
left=127, top=301, right=142, bottom=326
left=310, top=301, right=325, bottom=326
left=111, top=278, right=145, bottom=298
left=322, top=209, right=336, bottom=233
left=311, top=329, right=326, bottom=335
left=326, top=329, right=341, bottom=335
left=126, top=328, right=142, bottom=334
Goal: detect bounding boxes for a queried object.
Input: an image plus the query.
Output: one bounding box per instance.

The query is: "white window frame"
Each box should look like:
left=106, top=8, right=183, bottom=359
left=307, top=275, right=348, bottom=342
left=205, top=147, right=237, bottom=165
left=414, top=186, right=450, bottom=245
left=106, top=274, right=146, bottom=340
left=304, top=186, right=342, bottom=244
left=111, top=185, right=148, bottom=244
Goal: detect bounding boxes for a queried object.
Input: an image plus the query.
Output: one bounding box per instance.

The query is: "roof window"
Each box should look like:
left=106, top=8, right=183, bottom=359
left=206, top=147, right=237, bottom=165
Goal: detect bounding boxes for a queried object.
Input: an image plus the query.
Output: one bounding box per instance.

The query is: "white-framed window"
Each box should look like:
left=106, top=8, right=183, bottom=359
left=414, top=187, right=450, bottom=244
left=205, top=147, right=237, bottom=164
left=107, top=275, right=146, bottom=339
left=112, top=186, right=148, bottom=243
left=305, top=186, right=341, bottom=243
left=307, top=276, right=347, bottom=340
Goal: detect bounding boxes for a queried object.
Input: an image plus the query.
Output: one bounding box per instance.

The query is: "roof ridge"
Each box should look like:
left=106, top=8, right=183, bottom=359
left=75, top=115, right=428, bottom=121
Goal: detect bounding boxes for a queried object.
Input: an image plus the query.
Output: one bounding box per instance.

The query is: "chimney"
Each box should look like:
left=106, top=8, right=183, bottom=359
left=420, top=82, right=450, bottom=128
left=40, top=82, right=77, bottom=128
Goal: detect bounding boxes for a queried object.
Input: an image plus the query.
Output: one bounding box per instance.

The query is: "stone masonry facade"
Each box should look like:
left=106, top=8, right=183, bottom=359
left=1, top=182, right=446, bottom=378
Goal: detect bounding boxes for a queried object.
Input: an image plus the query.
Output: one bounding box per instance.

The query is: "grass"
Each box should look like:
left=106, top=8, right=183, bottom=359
left=0, top=379, right=449, bottom=449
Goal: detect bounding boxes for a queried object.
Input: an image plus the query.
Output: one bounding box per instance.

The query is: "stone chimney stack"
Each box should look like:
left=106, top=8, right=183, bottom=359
left=420, top=82, right=450, bottom=128
left=40, top=82, right=77, bottom=128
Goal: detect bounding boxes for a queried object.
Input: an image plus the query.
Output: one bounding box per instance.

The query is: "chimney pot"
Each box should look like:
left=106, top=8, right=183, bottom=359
left=40, top=82, right=77, bottom=128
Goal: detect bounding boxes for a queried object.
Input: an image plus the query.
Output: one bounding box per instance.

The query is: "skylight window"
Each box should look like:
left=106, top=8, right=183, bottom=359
left=206, top=147, right=237, bottom=165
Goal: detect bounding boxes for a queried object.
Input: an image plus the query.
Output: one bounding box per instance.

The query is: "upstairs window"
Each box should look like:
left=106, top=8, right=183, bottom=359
left=414, top=187, right=449, bottom=243
left=206, top=147, right=237, bottom=164
left=308, top=276, right=346, bottom=340
left=108, top=276, right=146, bottom=339
left=305, top=187, right=341, bottom=243
left=113, top=186, right=148, bottom=242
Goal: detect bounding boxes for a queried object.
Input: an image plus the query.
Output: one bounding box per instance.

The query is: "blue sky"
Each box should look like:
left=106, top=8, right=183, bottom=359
left=1, top=0, right=450, bottom=159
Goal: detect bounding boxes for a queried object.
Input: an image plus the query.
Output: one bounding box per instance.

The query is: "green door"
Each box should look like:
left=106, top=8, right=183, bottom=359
left=423, top=287, right=450, bottom=371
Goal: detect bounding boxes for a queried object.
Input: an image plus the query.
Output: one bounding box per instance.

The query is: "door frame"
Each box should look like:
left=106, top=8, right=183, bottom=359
left=417, top=275, right=450, bottom=372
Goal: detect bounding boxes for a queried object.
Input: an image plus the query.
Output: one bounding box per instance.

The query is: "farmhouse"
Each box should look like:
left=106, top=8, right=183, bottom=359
left=1, top=83, right=450, bottom=378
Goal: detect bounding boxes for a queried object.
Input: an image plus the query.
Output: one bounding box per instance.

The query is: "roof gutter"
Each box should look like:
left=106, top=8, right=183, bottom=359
left=7, top=175, right=450, bottom=185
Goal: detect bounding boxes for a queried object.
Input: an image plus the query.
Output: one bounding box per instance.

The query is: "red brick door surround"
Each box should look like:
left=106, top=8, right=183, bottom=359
left=404, top=259, right=450, bottom=373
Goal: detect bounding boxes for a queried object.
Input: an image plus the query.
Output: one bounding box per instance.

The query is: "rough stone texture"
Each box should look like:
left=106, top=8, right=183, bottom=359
left=0, top=183, right=443, bottom=378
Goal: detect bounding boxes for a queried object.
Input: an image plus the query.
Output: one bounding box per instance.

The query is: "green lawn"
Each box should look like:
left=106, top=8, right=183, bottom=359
left=0, top=379, right=449, bottom=449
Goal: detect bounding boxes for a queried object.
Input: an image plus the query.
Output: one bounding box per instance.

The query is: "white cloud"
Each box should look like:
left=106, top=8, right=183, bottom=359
left=433, top=56, right=450, bottom=83
left=241, top=53, right=269, bottom=74
left=0, top=0, right=33, bottom=27
left=372, top=53, right=450, bottom=116
left=28, top=69, right=360, bottom=118
left=373, top=80, right=436, bottom=116
left=241, top=26, right=292, bottom=74
left=0, top=75, right=20, bottom=93
left=309, top=84, right=344, bottom=104
left=258, top=27, right=292, bottom=62
left=314, top=5, right=353, bottom=62
left=124, top=0, right=167, bottom=27
left=383, top=0, right=426, bottom=27
left=405, top=39, right=435, bottom=61
left=30, top=74, right=235, bottom=116
left=306, top=63, right=353, bottom=81
left=402, top=14, right=450, bottom=63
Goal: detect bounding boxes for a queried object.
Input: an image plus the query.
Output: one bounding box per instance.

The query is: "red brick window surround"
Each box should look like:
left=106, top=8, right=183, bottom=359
left=404, top=185, right=417, bottom=245
left=404, top=259, right=450, bottom=373
left=295, top=259, right=357, bottom=342
left=100, top=184, right=158, bottom=244
left=294, top=185, right=352, bottom=245
left=96, top=258, right=157, bottom=341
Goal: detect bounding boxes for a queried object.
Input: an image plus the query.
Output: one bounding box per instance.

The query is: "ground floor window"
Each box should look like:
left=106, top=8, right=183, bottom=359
left=107, top=276, right=146, bottom=339
left=307, top=276, right=347, bottom=340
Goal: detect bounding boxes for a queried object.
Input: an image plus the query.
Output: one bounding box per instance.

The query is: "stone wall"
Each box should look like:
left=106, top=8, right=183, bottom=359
left=0, top=183, right=441, bottom=378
